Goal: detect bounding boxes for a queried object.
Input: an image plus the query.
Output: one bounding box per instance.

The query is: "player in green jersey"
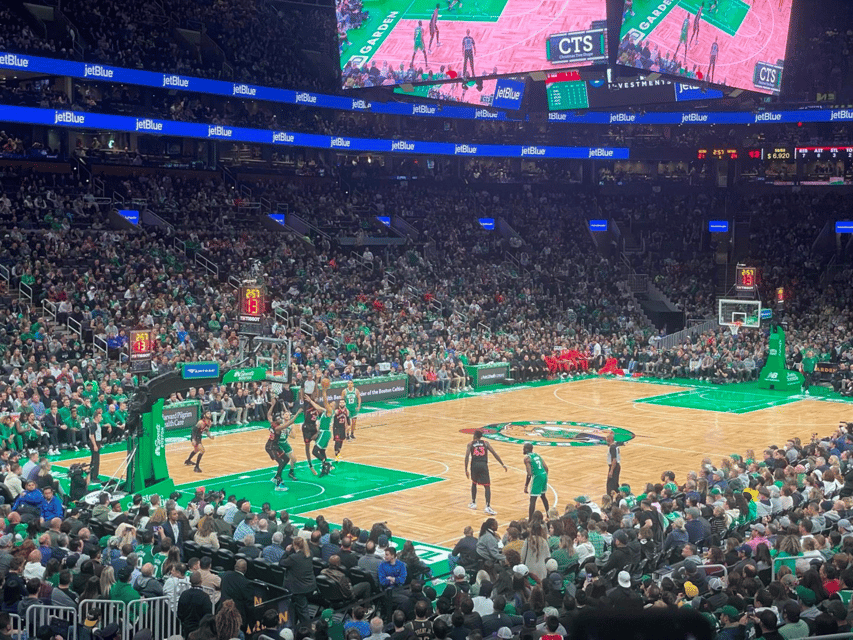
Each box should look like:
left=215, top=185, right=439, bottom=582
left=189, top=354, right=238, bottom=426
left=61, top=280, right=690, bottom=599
left=341, top=380, right=361, bottom=440
left=266, top=409, right=302, bottom=491
left=411, top=20, right=428, bottom=69
left=523, top=443, right=550, bottom=521
left=305, top=386, right=334, bottom=477
left=674, top=14, right=690, bottom=64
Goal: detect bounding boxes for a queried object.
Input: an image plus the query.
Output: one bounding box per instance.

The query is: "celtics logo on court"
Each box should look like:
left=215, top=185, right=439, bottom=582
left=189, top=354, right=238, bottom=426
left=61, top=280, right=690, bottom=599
left=462, top=421, right=634, bottom=447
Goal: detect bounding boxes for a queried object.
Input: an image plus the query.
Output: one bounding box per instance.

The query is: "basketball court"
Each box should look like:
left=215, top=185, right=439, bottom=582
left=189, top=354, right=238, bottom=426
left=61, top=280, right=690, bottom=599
left=620, top=0, right=792, bottom=94
left=341, top=0, right=605, bottom=80
left=59, top=373, right=853, bottom=561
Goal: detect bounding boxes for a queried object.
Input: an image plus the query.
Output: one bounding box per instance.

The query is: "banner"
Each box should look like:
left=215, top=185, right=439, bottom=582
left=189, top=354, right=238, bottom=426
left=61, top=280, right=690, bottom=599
left=0, top=105, right=630, bottom=159
left=161, top=400, right=201, bottom=431
left=290, top=375, right=408, bottom=403
left=465, top=362, right=509, bottom=388
left=1, top=52, right=851, bottom=126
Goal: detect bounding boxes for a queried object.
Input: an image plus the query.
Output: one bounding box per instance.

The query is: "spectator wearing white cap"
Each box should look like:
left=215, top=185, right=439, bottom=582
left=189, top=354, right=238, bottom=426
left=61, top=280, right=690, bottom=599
left=606, top=571, right=643, bottom=608
left=837, top=519, right=853, bottom=541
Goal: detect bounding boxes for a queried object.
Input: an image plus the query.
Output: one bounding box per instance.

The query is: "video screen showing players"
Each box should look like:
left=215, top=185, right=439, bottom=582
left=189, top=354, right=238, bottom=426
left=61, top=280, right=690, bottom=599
left=338, top=0, right=607, bottom=89
left=616, top=0, right=793, bottom=95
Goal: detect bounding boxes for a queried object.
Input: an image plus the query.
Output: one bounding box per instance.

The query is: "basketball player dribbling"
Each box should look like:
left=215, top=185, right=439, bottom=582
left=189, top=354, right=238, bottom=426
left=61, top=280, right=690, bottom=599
left=429, top=3, right=441, bottom=52
left=412, top=20, right=428, bottom=69
left=464, top=429, right=507, bottom=515
left=184, top=411, right=214, bottom=473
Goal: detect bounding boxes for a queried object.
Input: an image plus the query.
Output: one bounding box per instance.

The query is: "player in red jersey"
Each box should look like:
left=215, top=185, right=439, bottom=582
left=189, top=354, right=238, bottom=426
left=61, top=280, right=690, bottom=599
left=332, top=398, right=350, bottom=461
left=464, top=429, right=507, bottom=515
left=429, top=4, right=441, bottom=51
left=689, top=2, right=703, bottom=48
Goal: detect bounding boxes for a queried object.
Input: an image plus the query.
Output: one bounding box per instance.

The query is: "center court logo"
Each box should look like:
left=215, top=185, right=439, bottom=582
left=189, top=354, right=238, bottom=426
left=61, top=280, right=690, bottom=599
left=461, top=421, right=634, bottom=447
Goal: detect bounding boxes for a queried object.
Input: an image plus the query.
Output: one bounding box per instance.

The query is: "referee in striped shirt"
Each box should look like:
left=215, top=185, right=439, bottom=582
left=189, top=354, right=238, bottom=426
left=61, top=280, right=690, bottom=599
left=462, top=29, right=476, bottom=78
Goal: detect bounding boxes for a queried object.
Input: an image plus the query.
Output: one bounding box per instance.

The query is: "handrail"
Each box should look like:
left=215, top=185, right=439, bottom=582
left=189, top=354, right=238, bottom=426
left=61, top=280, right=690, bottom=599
left=299, top=320, right=315, bottom=337
left=172, top=236, right=187, bottom=255
left=477, top=321, right=491, bottom=337
left=384, top=270, right=396, bottom=285
left=274, top=306, right=290, bottom=328
left=19, top=280, right=33, bottom=303
left=25, top=604, right=77, bottom=640
left=43, top=299, right=57, bottom=323
left=195, top=252, right=219, bottom=279
left=227, top=275, right=241, bottom=290
left=658, top=318, right=717, bottom=351
left=67, top=316, right=82, bottom=338
left=93, top=334, right=109, bottom=358
left=0, top=263, right=9, bottom=284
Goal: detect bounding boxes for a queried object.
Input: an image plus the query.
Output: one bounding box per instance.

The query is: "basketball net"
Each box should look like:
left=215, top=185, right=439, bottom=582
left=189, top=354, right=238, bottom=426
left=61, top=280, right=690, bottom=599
left=729, top=321, right=742, bottom=336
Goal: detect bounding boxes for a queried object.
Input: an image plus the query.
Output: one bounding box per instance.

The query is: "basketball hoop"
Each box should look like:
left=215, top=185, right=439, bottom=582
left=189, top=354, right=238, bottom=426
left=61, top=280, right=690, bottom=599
left=729, top=321, right=742, bottom=336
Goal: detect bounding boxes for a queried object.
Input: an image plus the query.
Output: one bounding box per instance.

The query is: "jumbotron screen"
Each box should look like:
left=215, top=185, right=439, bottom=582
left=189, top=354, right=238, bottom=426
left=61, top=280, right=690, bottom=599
left=339, top=0, right=607, bottom=89
left=616, top=0, right=793, bottom=95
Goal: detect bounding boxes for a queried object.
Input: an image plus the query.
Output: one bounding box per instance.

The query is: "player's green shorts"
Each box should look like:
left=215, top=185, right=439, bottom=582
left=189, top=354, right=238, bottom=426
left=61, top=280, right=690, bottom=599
left=346, top=404, right=358, bottom=418
left=530, top=474, right=548, bottom=495
left=415, top=40, right=425, bottom=50
left=316, top=430, right=331, bottom=449
left=280, top=441, right=292, bottom=455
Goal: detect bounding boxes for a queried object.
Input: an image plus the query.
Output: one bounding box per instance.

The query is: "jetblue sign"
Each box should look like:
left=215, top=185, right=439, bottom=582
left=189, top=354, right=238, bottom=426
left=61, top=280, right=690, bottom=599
left=709, top=220, right=729, bottom=233
left=1, top=51, right=850, bottom=126
left=837, top=222, right=853, bottom=233
left=118, top=209, right=140, bottom=225
left=0, top=105, right=628, bottom=159
left=589, top=219, right=608, bottom=231
left=492, top=79, right=525, bottom=110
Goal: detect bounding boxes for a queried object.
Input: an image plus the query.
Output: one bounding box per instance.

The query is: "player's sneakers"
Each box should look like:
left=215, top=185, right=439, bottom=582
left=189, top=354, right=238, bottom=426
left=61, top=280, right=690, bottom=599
left=194, top=467, right=203, bottom=473
left=184, top=460, right=194, bottom=466
left=484, top=506, right=497, bottom=515
left=468, top=502, right=477, bottom=510
left=335, top=453, right=342, bottom=462
left=275, top=483, right=288, bottom=492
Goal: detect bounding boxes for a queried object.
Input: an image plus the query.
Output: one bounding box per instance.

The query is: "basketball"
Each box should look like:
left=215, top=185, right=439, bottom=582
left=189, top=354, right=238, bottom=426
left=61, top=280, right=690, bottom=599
left=322, top=377, right=331, bottom=389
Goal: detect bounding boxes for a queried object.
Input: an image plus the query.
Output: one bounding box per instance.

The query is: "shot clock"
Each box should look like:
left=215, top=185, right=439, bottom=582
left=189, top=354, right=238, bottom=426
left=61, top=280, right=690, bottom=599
left=238, top=284, right=266, bottom=334
left=129, top=329, right=153, bottom=372
left=736, top=266, right=759, bottom=293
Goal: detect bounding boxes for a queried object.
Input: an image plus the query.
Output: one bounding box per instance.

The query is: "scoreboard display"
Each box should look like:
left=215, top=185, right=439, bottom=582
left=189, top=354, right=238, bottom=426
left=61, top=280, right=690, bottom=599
left=129, top=329, right=153, bottom=373
left=796, top=147, right=853, bottom=160
left=745, top=147, right=794, bottom=161
left=697, top=149, right=738, bottom=159
left=736, top=266, right=759, bottom=293
left=238, top=285, right=265, bottom=335
left=545, top=71, right=589, bottom=110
